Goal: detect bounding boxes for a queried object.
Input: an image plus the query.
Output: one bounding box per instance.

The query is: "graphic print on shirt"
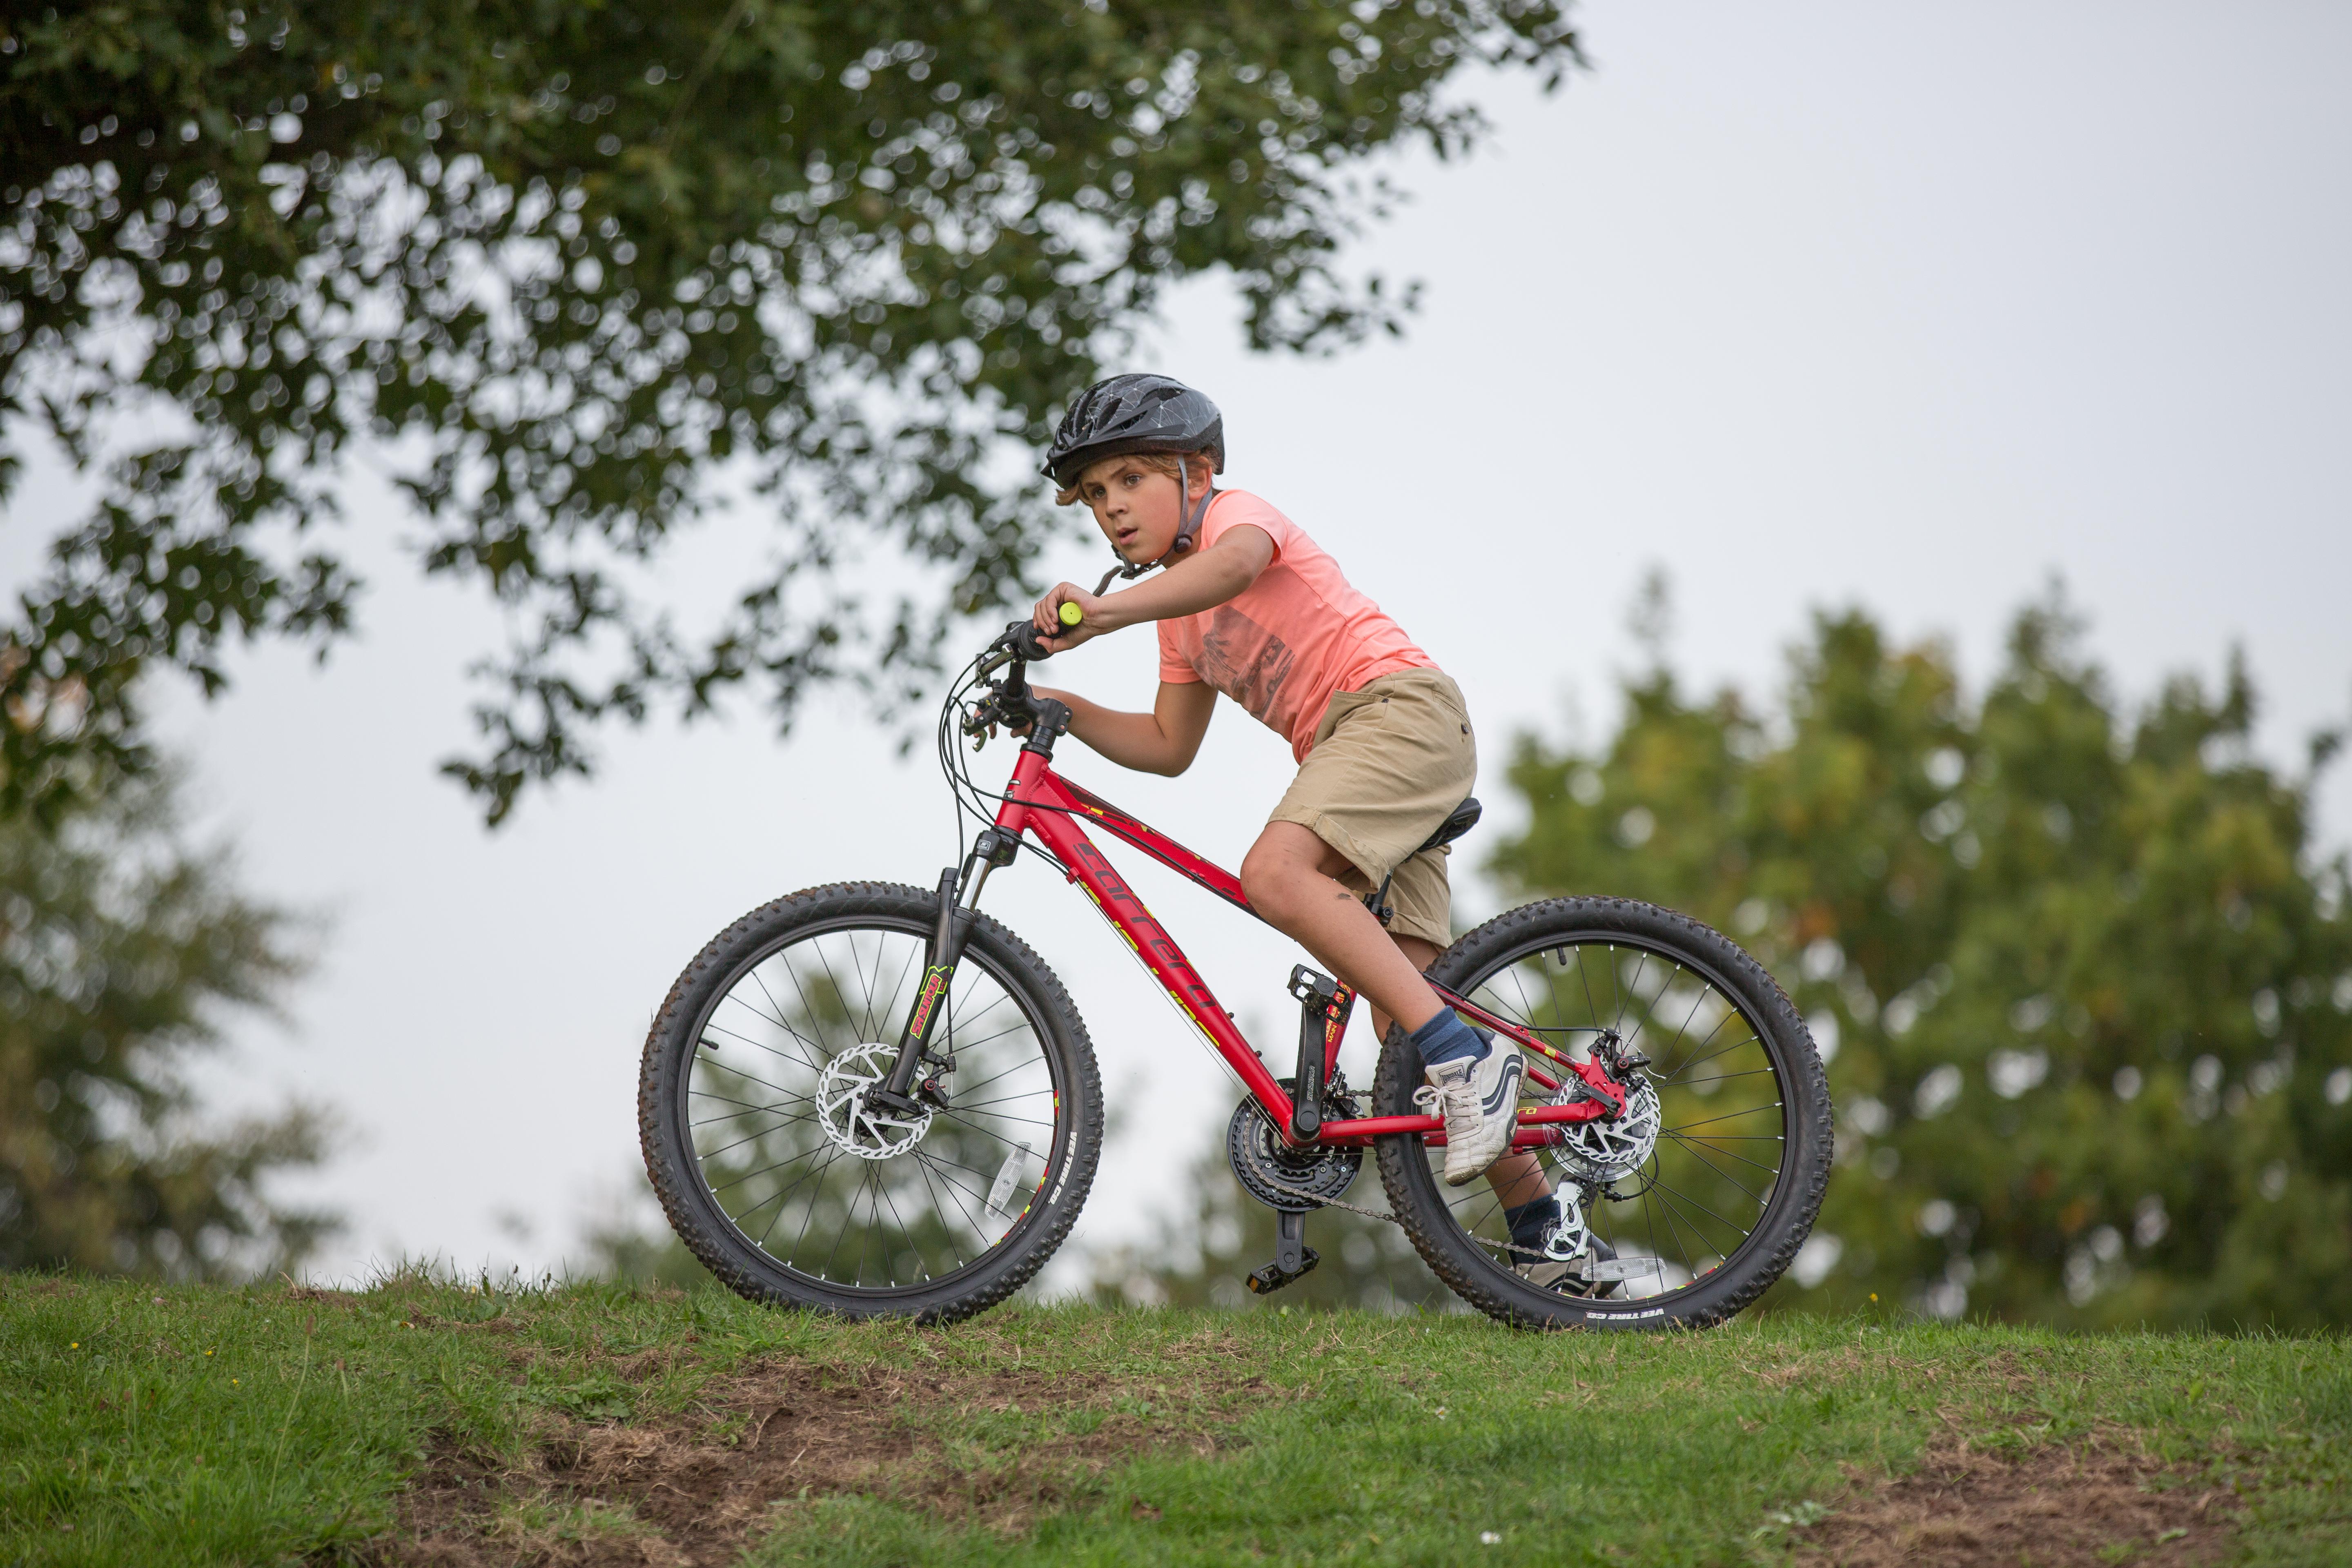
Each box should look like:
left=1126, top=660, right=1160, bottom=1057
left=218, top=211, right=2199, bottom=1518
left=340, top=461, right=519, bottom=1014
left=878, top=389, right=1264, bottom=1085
left=1196, top=604, right=1296, bottom=725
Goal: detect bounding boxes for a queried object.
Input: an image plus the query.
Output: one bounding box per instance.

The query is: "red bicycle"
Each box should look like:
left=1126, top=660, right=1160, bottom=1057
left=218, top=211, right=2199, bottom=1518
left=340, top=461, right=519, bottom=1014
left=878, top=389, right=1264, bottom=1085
left=639, top=620, right=1832, bottom=1329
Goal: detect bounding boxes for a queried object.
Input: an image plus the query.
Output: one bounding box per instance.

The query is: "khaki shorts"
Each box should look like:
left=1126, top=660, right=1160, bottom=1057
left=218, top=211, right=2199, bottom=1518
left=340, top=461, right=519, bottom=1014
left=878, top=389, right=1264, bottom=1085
left=1267, top=668, right=1478, bottom=947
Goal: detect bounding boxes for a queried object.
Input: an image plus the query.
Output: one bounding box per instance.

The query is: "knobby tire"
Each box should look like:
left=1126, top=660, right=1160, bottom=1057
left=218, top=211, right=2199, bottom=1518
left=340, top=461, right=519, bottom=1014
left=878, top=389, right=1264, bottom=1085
left=638, top=882, right=1102, bottom=1324
left=1374, top=896, right=1833, bottom=1330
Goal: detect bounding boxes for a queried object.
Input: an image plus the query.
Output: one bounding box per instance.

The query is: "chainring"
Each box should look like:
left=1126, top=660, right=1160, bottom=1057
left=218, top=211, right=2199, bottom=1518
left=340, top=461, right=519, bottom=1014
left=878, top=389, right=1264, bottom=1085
left=1226, top=1087, right=1361, bottom=1214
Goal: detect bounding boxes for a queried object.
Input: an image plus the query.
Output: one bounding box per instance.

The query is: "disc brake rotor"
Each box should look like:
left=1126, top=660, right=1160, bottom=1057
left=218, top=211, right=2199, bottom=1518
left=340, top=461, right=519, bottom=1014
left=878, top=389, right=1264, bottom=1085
left=1554, top=1076, right=1663, bottom=1185
left=816, top=1042, right=934, bottom=1160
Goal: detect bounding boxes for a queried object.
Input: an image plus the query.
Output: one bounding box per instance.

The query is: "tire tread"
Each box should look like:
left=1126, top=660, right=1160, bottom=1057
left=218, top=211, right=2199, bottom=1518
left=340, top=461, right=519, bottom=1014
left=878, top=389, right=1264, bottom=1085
left=637, top=882, right=1101, bottom=1325
left=1374, top=896, right=1833, bottom=1331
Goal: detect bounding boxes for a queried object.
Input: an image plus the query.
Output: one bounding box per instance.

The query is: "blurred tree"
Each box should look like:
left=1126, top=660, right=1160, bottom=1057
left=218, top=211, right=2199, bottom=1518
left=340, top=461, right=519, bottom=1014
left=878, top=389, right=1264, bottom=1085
left=0, top=769, right=333, bottom=1278
left=0, top=0, right=1580, bottom=824
left=1492, top=584, right=2352, bottom=1328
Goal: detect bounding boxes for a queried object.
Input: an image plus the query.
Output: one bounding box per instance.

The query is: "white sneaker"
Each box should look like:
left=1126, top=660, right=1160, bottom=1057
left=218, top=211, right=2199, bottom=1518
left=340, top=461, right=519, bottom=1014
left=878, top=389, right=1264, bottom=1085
left=1518, top=1232, right=1618, bottom=1296
left=1414, top=1041, right=1523, bottom=1186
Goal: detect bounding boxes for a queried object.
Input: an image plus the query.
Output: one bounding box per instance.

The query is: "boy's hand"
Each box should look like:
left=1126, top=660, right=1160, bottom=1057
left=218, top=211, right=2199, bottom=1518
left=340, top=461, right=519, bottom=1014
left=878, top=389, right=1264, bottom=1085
left=1033, top=584, right=1112, bottom=652
left=1026, top=525, right=1268, bottom=654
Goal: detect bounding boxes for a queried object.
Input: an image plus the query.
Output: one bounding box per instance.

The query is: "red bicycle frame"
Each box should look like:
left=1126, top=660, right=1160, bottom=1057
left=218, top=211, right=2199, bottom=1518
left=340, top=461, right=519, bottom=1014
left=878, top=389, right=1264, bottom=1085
left=986, top=745, right=1626, bottom=1149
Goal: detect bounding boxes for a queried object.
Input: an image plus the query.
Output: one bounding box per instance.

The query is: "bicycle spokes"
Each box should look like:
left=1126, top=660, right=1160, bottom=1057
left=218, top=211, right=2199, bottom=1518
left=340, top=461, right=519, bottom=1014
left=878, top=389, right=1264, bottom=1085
left=1436, top=938, right=1788, bottom=1303
left=686, top=923, right=1062, bottom=1290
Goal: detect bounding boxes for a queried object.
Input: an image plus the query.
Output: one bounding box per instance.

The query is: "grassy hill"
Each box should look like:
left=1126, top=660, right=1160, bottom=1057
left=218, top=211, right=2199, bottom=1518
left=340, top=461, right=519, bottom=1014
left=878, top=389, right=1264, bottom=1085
left=5, top=1274, right=2348, bottom=1566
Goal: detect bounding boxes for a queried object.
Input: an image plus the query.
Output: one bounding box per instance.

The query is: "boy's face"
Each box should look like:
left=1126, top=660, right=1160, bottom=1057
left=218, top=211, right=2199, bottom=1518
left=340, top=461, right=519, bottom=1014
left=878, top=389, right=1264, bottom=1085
left=1075, top=456, right=1194, bottom=564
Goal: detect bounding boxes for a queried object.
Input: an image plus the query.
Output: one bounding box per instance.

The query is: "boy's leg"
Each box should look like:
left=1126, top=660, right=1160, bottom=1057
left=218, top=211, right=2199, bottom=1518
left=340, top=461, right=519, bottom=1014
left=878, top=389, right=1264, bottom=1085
left=1239, top=822, right=1539, bottom=1191
left=1385, top=924, right=1600, bottom=1286
left=1372, top=932, right=1552, bottom=1218
left=1239, top=821, right=1446, bottom=1033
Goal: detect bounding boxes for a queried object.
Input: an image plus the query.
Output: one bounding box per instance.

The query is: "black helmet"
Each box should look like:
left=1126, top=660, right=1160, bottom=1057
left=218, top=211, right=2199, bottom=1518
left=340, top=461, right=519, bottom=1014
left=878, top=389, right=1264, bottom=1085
left=1043, top=374, right=1225, bottom=489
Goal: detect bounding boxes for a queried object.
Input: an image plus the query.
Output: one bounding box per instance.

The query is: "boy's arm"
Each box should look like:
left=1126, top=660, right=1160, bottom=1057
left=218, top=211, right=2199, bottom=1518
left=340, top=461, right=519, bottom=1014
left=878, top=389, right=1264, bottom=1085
left=1025, top=680, right=1218, bottom=775
left=1031, top=524, right=1274, bottom=653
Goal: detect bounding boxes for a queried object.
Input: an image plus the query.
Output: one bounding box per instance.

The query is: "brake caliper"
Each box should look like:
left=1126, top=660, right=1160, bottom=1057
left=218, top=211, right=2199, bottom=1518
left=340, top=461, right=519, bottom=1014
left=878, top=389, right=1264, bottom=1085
left=1553, top=1029, right=1663, bottom=1187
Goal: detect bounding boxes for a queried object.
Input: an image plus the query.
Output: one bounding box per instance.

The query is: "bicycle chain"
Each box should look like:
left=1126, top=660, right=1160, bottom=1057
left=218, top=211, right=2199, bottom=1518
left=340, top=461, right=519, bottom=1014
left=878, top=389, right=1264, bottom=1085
left=1254, top=1084, right=1641, bottom=1263
left=1246, top=1092, right=1568, bottom=1258
left=1250, top=1170, right=1559, bottom=1261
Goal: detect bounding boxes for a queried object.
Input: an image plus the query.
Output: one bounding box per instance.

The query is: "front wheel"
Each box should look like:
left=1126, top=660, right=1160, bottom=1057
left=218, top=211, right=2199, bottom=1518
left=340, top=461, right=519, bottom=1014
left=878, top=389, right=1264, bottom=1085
left=639, top=882, right=1102, bottom=1323
left=1375, top=896, right=1832, bottom=1330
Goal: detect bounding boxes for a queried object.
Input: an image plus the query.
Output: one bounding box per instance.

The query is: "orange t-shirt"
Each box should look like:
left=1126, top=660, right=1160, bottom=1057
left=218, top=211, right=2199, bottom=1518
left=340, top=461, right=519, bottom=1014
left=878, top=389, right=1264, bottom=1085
left=1155, top=491, right=1435, bottom=761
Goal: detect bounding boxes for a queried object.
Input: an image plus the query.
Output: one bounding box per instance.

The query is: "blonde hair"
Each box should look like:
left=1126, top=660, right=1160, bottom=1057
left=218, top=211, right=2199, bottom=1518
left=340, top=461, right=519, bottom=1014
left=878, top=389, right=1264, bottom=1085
left=1055, top=449, right=1208, bottom=507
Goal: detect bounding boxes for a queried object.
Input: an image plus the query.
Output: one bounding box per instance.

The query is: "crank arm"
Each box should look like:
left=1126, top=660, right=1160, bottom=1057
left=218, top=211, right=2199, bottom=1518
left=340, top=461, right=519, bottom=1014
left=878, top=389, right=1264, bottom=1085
left=1245, top=1211, right=1320, bottom=1295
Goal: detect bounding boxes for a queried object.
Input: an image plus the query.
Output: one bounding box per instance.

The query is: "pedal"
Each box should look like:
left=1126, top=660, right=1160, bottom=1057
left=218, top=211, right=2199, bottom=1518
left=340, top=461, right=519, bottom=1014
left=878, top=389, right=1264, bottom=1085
left=1250, top=1208, right=1316, bottom=1295
left=1245, top=1247, right=1321, bottom=1294
left=1287, top=965, right=1341, bottom=1007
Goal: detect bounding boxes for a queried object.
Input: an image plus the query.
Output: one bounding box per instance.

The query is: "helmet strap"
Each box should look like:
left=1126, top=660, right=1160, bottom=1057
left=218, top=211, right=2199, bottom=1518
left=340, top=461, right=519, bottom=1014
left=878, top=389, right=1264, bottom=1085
left=1096, top=453, right=1217, bottom=592
left=1165, top=454, right=1216, bottom=564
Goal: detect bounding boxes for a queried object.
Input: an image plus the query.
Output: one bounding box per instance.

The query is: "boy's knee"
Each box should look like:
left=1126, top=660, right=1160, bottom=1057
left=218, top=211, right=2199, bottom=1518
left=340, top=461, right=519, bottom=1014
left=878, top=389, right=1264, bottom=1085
left=1237, top=850, right=1289, bottom=913
left=1243, top=822, right=1355, bottom=917
left=1239, top=840, right=1313, bottom=914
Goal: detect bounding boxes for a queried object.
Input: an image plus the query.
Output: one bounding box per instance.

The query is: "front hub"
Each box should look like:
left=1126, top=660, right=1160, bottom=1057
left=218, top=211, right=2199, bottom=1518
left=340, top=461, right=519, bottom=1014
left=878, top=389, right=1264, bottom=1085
left=817, top=1042, right=936, bottom=1159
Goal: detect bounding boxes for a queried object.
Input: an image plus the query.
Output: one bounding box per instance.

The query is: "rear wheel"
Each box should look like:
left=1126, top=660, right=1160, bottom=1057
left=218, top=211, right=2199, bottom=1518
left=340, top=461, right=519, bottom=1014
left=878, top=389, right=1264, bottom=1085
left=1375, top=896, right=1831, bottom=1330
left=639, top=882, right=1101, bottom=1323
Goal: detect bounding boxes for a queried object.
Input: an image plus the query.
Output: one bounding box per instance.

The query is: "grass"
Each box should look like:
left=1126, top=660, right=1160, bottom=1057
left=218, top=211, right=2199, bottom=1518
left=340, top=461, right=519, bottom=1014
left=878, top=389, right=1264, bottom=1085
left=3, top=1272, right=2349, bottom=1566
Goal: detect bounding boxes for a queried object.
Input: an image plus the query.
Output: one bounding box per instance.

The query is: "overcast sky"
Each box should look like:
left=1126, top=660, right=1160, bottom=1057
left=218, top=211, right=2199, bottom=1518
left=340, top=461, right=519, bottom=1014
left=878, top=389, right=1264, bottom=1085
left=11, top=1, right=2349, bottom=1287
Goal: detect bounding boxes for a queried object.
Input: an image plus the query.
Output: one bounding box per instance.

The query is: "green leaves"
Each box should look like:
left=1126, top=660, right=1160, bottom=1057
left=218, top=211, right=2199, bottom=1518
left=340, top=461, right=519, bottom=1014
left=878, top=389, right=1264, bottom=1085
left=1492, top=585, right=2352, bottom=1327
left=0, top=0, right=1580, bottom=823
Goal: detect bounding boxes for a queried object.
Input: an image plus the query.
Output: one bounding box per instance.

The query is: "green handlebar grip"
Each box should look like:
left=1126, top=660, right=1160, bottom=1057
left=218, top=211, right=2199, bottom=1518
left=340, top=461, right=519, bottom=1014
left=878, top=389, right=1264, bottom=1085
left=1058, top=601, right=1084, bottom=628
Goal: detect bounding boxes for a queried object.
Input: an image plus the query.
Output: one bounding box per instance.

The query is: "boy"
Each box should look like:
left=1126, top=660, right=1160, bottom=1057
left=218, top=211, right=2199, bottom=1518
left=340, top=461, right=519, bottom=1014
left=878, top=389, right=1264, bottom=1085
left=1019, top=373, right=1570, bottom=1272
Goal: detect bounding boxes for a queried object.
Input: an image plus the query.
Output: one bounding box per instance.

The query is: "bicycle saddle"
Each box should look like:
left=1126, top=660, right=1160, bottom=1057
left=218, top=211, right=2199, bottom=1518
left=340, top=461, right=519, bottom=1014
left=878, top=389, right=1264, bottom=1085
left=1417, top=797, right=1481, bottom=854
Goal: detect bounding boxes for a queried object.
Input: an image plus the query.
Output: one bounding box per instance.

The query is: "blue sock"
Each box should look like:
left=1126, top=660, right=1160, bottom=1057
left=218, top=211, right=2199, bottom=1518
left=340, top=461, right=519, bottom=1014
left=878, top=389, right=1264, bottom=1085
left=1412, top=1011, right=1490, bottom=1068
left=1504, top=1196, right=1561, bottom=1251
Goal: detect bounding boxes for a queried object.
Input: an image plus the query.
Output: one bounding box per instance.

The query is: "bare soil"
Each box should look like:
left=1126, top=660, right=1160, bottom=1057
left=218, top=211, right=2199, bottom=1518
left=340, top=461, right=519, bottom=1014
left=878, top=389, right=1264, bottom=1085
left=1795, top=1434, right=2240, bottom=1568
left=368, top=1344, right=1264, bottom=1567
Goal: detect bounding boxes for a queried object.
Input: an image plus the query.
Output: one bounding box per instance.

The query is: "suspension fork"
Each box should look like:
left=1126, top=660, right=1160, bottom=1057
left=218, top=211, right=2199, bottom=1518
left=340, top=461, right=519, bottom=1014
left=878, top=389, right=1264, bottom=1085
left=874, top=699, right=1070, bottom=1113
left=871, top=826, right=1017, bottom=1112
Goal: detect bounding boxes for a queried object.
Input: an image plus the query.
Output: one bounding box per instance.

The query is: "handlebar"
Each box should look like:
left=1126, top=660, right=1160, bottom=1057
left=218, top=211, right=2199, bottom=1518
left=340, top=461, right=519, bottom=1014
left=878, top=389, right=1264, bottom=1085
left=1007, top=620, right=1054, bottom=662
left=964, top=604, right=1082, bottom=745
left=993, top=600, right=1083, bottom=667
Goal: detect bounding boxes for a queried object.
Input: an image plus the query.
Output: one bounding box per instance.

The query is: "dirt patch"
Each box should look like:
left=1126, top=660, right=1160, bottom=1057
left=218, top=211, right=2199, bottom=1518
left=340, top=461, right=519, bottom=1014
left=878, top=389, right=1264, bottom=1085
left=369, top=1350, right=1261, bottom=1567
left=1749, top=1348, right=1881, bottom=1389
left=278, top=1276, right=362, bottom=1307
left=1793, top=1434, right=2239, bottom=1567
